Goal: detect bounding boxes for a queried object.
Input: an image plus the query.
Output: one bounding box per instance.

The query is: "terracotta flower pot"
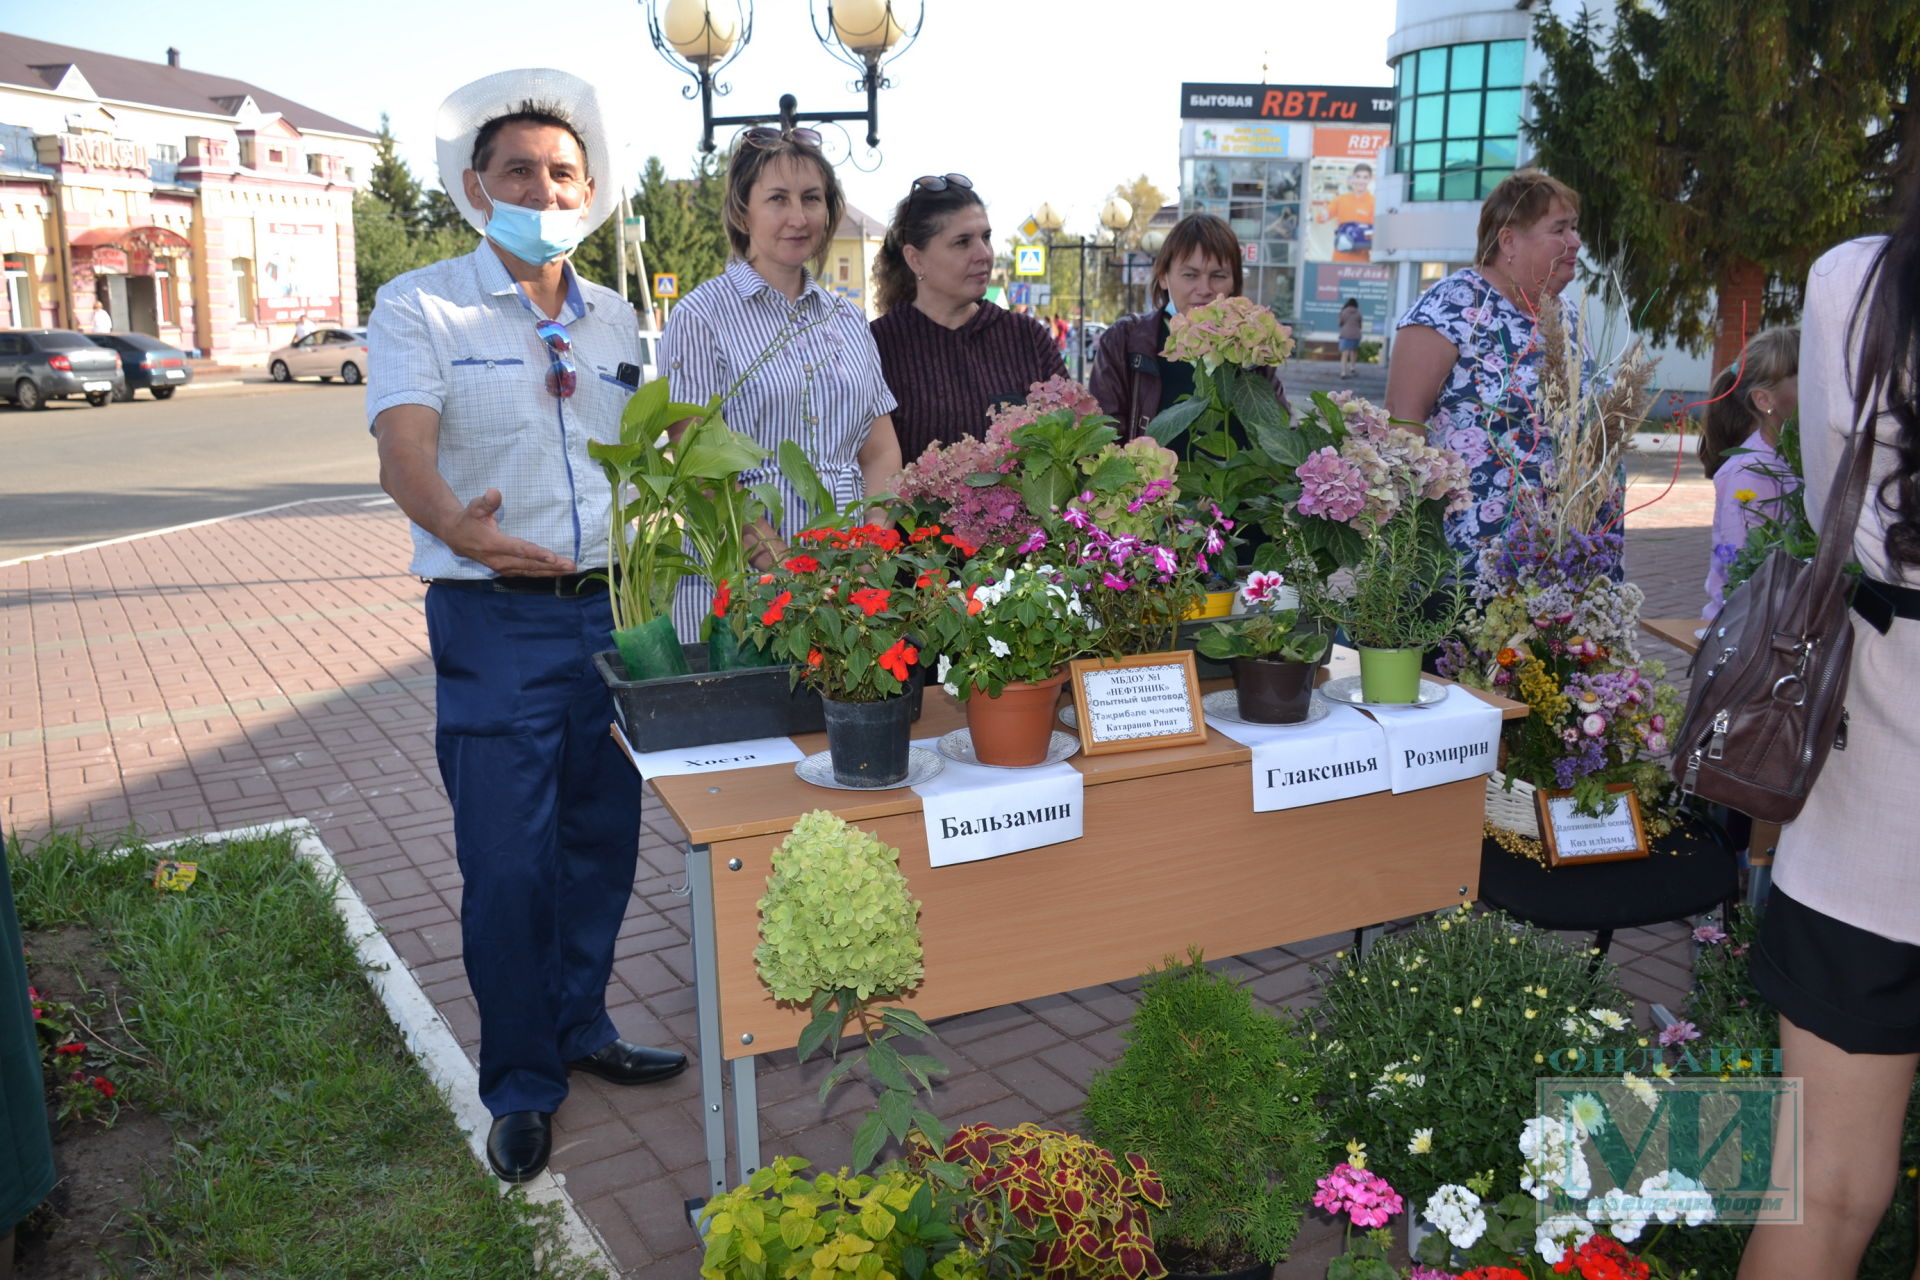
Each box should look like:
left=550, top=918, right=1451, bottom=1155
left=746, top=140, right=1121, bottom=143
left=1228, top=656, right=1316, bottom=723
left=964, top=669, right=1070, bottom=766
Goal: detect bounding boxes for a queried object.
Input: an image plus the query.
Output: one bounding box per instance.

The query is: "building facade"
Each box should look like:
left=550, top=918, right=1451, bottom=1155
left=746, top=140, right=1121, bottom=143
left=0, top=34, right=375, bottom=363
left=1176, top=83, right=1396, bottom=341
left=1373, top=0, right=1712, bottom=392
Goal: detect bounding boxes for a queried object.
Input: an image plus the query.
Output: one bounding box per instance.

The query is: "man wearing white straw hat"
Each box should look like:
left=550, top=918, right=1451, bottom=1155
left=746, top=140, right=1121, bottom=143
left=367, top=68, right=686, bottom=1185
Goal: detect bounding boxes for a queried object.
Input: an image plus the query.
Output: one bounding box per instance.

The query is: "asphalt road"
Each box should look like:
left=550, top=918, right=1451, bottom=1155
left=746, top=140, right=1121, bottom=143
left=0, top=378, right=382, bottom=563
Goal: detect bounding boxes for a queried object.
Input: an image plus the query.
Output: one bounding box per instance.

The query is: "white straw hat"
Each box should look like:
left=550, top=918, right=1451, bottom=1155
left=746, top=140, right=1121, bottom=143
left=434, top=67, right=621, bottom=236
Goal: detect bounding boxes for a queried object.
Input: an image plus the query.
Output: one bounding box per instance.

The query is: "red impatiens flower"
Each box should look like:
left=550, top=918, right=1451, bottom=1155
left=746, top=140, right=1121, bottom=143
left=783, top=554, right=821, bottom=573
left=757, top=573, right=775, bottom=584
left=942, top=532, right=979, bottom=556
left=760, top=590, right=792, bottom=625
left=909, top=524, right=943, bottom=543
left=849, top=587, right=892, bottom=617
left=56, top=1041, right=85, bottom=1055
left=878, top=636, right=919, bottom=682
left=964, top=584, right=984, bottom=616
left=91, top=1076, right=116, bottom=1099
left=805, top=648, right=823, bottom=673
left=711, top=578, right=731, bottom=619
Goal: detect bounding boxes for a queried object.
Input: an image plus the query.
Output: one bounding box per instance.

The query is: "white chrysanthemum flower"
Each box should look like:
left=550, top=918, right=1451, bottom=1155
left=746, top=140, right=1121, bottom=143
left=1586, top=1187, right=1651, bottom=1242
left=1534, top=1214, right=1594, bottom=1265
left=1620, top=1071, right=1659, bottom=1108
left=1422, top=1183, right=1485, bottom=1249
left=1367, top=1060, right=1427, bottom=1101
left=1407, top=1128, right=1434, bottom=1155
left=1588, top=1007, right=1630, bottom=1032
left=986, top=635, right=1011, bottom=658
left=1567, top=1092, right=1608, bottom=1137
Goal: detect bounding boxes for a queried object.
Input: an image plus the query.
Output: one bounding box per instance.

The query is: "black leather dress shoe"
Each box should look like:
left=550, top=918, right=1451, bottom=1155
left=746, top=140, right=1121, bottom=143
left=566, top=1039, right=689, bottom=1086
left=486, top=1110, right=551, bottom=1183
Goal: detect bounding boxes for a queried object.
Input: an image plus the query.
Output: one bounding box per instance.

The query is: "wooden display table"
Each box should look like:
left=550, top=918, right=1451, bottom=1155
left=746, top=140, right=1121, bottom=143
left=1641, top=616, right=1706, bottom=657
left=640, top=679, right=1523, bottom=1199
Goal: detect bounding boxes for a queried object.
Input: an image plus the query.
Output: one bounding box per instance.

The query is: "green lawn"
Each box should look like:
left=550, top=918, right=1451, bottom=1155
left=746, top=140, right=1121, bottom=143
left=9, top=827, right=608, bottom=1280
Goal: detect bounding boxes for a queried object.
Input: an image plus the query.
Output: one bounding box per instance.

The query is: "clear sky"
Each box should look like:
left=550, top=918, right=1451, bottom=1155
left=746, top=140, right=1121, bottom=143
left=5, top=0, right=1397, bottom=239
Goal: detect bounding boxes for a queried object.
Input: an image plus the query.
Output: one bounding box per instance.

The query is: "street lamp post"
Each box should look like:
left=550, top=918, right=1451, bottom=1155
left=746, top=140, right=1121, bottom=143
left=1033, top=198, right=1133, bottom=381
left=645, top=0, right=925, bottom=155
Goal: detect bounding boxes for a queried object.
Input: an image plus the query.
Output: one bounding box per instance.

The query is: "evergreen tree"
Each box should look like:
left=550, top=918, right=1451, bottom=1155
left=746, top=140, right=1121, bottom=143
left=1528, top=1, right=1920, bottom=371
left=632, top=154, right=730, bottom=299
left=352, top=193, right=422, bottom=319
left=367, top=113, right=426, bottom=233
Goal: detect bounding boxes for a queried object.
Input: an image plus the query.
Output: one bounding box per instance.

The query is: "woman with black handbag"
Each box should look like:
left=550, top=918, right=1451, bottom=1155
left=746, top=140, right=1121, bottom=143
left=1739, top=204, right=1920, bottom=1277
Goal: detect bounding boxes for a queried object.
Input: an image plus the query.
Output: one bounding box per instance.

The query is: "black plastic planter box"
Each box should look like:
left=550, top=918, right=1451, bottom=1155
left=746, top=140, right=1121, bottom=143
left=594, top=645, right=925, bottom=754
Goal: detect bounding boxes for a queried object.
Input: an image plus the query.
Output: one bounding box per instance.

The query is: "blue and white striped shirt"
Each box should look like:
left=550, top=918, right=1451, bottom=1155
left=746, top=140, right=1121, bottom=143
left=366, top=242, right=640, bottom=579
left=663, top=259, right=897, bottom=639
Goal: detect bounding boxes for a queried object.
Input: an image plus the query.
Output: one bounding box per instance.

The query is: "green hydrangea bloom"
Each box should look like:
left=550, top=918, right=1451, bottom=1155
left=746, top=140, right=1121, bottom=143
left=755, top=810, right=925, bottom=1003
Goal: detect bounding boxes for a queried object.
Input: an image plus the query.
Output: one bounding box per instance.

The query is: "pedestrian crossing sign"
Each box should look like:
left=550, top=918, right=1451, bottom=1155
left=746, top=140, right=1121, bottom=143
left=1014, top=245, right=1046, bottom=277
left=652, top=273, right=679, bottom=298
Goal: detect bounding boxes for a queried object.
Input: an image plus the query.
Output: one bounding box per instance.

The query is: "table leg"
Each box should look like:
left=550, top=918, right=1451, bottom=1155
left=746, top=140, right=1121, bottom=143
left=685, top=841, right=730, bottom=1200
left=1354, top=923, right=1384, bottom=960
left=731, top=1057, right=761, bottom=1181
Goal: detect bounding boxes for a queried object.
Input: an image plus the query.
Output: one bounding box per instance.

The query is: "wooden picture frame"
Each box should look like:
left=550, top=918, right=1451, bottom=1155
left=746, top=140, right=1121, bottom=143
left=1536, top=783, right=1650, bottom=866
left=1066, top=651, right=1208, bottom=756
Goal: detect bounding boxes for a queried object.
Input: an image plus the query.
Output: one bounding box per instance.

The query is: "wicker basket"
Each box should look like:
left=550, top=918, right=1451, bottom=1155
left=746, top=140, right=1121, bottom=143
left=1485, top=770, right=1541, bottom=838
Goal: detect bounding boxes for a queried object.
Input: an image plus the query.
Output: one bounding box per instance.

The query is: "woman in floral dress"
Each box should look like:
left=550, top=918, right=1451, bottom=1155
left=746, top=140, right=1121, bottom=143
left=1384, top=171, right=1590, bottom=571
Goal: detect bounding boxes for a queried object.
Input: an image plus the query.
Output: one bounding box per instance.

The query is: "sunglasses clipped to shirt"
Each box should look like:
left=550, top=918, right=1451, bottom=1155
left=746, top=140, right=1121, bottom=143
left=535, top=318, right=575, bottom=399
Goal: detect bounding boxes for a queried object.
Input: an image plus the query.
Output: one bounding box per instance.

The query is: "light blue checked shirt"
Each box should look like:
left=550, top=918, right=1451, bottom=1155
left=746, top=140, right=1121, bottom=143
left=366, top=242, right=640, bottom=579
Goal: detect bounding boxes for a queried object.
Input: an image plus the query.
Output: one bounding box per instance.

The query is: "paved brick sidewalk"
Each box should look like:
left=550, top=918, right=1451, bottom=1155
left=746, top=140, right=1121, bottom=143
left=0, top=480, right=1721, bottom=1278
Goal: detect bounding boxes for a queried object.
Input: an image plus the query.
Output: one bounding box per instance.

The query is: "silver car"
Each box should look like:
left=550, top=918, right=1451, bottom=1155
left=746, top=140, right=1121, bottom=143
left=268, top=327, right=368, bottom=385
left=0, top=329, right=127, bottom=408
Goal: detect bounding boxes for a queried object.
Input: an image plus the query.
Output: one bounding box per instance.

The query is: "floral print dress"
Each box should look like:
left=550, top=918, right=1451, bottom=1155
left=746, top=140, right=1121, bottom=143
left=1397, top=268, right=1596, bottom=566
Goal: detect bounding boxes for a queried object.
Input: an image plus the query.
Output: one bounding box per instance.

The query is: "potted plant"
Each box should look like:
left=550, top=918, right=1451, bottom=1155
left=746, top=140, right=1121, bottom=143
left=1191, top=571, right=1329, bottom=723
left=698, top=1156, right=985, bottom=1279
left=923, top=556, right=1101, bottom=765
left=1309, top=905, right=1643, bottom=1215
left=918, top=1121, right=1171, bottom=1280
left=1264, top=394, right=1470, bottom=702
left=1081, top=949, right=1325, bottom=1278
left=735, top=523, right=949, bottom=788
left=755, top=809, right=948, bottom=1169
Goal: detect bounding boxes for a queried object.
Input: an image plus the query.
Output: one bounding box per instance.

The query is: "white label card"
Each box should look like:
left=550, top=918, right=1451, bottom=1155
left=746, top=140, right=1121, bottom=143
left=1078, top=663, right=1196, bottom=743
left=617, top=734, right=805, bottom=781
left=1354, top=687, right=1503, bottom=793
left=1217, top=702, right=1391, bottom=811
left=911, top=738, right=1084, bottom=867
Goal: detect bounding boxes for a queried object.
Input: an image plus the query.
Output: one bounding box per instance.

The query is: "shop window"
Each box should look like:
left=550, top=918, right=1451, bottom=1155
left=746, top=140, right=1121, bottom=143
left=3, top=253, right=33, bottom=328
left=1392, top=39, right=1527, bottom=203
left=231, top=257, right=256, bottom=320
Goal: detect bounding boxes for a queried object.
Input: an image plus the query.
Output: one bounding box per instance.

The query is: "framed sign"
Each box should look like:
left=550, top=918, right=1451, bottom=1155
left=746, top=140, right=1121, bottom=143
left=1067, top=652, right=1208, bottom=756
left=1537, top=784, right=1650, bottom=866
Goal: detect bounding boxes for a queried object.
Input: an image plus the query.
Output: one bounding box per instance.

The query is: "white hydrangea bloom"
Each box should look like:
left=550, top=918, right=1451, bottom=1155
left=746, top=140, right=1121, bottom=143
left=1422, top=1183, right=1486, bottom=1250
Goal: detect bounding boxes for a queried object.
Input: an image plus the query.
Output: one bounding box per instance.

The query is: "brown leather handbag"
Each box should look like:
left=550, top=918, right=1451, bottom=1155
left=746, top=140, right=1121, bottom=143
left=1672, top=416, right=1876, bottom=822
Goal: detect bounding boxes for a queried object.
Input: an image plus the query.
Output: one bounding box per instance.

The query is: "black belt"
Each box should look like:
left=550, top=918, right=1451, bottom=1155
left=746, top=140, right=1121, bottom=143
left=425, top=570, right=609, bottom=597
left=1851, top=576, right=1920, bottom=634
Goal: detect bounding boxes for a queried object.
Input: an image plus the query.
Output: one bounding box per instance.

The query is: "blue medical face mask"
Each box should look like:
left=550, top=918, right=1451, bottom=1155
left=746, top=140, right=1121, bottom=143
left=1164, top=298, right=1178, bottom=317
left=476, top=177, right=587, bottom=265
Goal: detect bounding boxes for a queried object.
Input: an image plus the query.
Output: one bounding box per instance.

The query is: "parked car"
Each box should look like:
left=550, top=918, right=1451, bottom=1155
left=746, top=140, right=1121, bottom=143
left=268, top=327, right=368, bottom=385
left=88, top=332, right=195, bottom=400
left=0, top=329, right=126, bottom=408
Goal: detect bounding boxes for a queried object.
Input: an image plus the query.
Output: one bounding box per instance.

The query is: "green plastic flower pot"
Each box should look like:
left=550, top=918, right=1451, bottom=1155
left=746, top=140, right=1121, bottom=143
left=1357, top=645, right=1424, bottom=704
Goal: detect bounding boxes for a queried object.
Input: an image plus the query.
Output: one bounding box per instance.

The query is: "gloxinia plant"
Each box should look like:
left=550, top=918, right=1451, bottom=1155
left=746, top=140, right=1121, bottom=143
left=1193, top=570, right=1330, bottom=664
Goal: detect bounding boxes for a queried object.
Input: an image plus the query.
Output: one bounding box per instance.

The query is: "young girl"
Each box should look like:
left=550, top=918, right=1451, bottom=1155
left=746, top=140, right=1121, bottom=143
left=1699, top=326, right=1800, bottom=618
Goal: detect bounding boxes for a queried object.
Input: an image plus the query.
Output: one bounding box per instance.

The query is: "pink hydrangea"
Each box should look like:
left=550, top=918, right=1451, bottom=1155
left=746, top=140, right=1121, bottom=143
left=1294, top=447, right=1369, bottom=524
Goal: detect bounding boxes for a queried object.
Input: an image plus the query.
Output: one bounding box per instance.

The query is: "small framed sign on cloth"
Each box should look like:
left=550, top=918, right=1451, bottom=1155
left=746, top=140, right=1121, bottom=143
left=1537, top=784, right=1650, bottom=866
left=1067, top=652, right=1207, bottom=756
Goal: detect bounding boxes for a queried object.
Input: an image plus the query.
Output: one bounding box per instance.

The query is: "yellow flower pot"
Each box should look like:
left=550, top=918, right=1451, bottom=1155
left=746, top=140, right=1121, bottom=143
left=1185, top=589, right=1237, bottom=620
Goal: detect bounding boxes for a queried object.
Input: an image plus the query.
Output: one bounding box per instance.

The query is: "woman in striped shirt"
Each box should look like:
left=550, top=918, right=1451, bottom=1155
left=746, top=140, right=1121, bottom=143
left=662, top=128, right=901, bottom=640
left=869, top=174, right=1065, bottom=462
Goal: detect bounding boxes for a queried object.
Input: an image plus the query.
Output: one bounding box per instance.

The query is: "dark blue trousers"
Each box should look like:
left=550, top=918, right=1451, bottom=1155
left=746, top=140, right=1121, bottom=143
left=425, top=585, right=642, bottom=1117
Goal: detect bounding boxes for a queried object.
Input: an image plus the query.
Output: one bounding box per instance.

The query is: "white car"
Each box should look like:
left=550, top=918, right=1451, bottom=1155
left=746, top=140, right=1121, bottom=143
left=268, top=328, right=368, bottom=385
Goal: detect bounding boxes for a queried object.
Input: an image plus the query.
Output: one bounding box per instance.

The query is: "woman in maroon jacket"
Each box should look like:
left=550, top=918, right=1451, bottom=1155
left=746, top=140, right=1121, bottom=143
left=1090, top=213, right=1287, bottom=440
left=869, top=174, right=1066, bottom=462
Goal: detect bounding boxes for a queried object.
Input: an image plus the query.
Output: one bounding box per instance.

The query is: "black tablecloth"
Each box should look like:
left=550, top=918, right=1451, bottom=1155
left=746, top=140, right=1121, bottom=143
left=1478, top=819, right=1738, bottom=933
